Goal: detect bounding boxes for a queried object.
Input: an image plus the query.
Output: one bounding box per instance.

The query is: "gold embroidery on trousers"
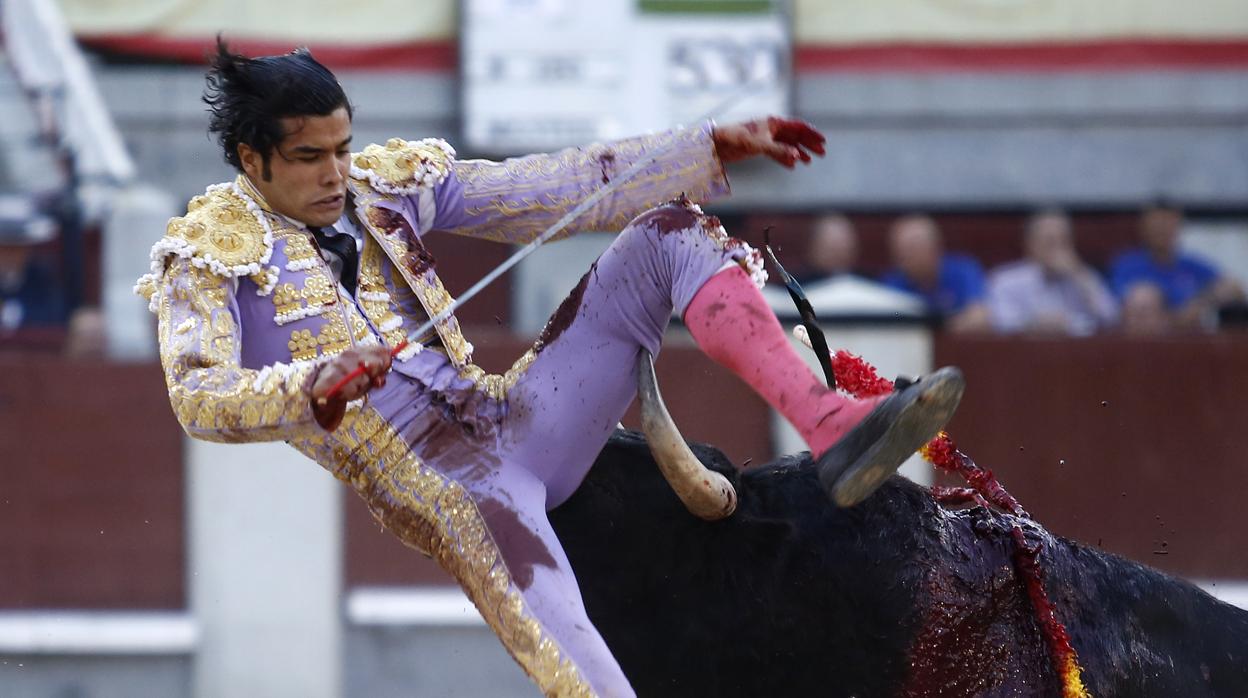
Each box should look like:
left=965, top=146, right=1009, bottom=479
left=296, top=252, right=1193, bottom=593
left=287, top=408, right=595, bottom=697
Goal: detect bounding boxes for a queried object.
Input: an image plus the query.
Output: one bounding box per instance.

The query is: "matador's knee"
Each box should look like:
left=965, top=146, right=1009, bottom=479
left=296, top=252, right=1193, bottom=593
left=625, top=194, right=717, bottom=242
left=619, top=195, right=768, bottom=290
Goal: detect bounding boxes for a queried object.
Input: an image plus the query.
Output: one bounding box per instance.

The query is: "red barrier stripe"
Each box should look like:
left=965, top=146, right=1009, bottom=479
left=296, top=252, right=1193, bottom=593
left=796, top=39, right=1248, bottom=72
left=77, top=34, right=1248, bottom=73
left=78, top=34, right=457, bottom=72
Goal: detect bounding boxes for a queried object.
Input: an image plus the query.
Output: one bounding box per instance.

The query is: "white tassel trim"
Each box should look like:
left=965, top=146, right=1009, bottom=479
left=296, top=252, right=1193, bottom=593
left=273, top=304, right=331, bottom=326
left=250, top=357, right=327, bottom=395
left=395, top=341, right=423, bottom=361
left=253, top=266, right=280, bottom=296
left=737, top=244, right=769, bottom=289
left=702, top=218, right=768, bottom=290
left=286, top=257, right=319, bottom=272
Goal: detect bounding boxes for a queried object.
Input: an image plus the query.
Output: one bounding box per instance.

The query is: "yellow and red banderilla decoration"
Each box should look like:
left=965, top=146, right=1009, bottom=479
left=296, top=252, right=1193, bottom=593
left=795, top=326, right=1092, bottom=698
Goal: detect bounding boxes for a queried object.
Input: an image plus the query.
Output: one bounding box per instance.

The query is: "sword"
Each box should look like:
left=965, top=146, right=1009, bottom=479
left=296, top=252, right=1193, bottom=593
left=326, top=87, right=776, bottom=399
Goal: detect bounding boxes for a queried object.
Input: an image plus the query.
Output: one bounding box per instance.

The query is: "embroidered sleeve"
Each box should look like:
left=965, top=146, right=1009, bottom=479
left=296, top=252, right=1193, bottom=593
left=155, top=257, right=325, bottom=443
left=432, top=122, right=730, bottom=244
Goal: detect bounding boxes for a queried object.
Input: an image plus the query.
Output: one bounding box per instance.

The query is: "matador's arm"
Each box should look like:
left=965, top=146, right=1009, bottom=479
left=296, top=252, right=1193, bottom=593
left=154, top=257, right=325, bottom=443
left=427, top=123, right=730, bottom=243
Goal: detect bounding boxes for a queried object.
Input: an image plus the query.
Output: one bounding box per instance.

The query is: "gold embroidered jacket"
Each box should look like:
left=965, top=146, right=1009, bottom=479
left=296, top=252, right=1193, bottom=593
left=136, top=124, right=729, bottom=447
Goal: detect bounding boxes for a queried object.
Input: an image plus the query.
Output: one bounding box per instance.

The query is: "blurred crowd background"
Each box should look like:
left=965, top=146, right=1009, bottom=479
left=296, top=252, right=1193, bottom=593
left=1, top=1, right=1247, bottom=697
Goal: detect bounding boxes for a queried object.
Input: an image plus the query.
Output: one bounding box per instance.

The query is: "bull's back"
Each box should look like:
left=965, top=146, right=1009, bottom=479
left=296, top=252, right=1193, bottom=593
left=549, top=431, right=1248, bottom=697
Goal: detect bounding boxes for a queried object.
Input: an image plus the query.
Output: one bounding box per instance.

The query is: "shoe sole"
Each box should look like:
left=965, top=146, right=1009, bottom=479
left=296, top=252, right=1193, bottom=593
left=821, top=367, right=965, bottom=508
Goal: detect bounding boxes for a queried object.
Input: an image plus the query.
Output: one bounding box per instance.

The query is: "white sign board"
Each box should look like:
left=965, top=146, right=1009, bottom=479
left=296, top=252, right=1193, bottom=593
left=463, top=0, right=790, bottom=154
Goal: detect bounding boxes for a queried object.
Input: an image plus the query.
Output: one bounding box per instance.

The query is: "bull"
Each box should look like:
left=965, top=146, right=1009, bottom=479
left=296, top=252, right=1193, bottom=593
left=544, top=354, right=1248, bottom=697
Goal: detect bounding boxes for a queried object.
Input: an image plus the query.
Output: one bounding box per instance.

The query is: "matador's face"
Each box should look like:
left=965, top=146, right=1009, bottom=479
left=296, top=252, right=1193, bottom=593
left=238, top=106, right=352, bottom=228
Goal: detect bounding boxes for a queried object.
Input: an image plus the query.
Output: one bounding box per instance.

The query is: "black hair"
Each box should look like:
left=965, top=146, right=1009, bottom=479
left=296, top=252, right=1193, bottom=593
left=203, top=38, right=353, bottom=178
left=1144, top=197, right=1183, bottom=215
left=1023, top=207, right=1070, bottom=237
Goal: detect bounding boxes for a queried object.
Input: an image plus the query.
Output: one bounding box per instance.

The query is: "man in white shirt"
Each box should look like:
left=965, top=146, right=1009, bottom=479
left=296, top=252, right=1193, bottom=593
left=987, top=209, right=1118, bottom=336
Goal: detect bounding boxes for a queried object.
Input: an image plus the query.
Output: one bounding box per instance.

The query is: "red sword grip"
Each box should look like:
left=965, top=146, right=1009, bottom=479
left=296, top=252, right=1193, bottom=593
left=323, top=340, right=408, bottom=401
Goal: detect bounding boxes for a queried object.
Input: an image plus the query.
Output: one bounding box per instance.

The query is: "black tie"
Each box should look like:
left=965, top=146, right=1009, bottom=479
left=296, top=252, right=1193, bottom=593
left=310, top=226, right=358, bottom=297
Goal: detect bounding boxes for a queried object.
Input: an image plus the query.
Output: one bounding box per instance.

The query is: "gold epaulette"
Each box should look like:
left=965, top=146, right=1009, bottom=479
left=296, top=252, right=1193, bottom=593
left=349, top=138, right=455, bottom=196
left=134, top=180, right=279, bottom=308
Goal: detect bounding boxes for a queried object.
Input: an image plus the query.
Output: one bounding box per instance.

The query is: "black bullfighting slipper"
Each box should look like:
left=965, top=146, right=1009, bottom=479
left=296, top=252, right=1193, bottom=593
left=816, top=366, right=965, bottom=508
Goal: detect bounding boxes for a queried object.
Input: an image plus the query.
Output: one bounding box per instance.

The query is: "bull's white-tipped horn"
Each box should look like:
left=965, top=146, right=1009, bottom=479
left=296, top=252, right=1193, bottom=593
left=636, top=350, right=737, bottom=521
left=793, top=324, right=814, bottom=351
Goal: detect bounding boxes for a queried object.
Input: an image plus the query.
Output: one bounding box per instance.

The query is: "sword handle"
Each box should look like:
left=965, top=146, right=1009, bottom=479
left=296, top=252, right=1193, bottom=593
left=323, top=341, right=408, bottom=400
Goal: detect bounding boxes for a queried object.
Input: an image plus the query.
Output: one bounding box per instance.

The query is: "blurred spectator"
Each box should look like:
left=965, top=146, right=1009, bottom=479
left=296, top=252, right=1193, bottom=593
left=1120, top=282, right=1172, bottom=336
left=1110, top=203, right=1245, bottom=329
left=797, top=213, right=860, bottom=284
left=0, top=196, right=65, bottom=333
left=986, top=210, right=1117, bottom=336
left=881, top=214, right=990, bottom=332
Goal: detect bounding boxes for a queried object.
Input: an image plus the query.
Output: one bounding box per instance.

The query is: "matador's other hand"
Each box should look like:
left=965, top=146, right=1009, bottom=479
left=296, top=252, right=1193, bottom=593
left=309, top=345, right=393, bottom=430
left=712, top=117, right=826, bottom=169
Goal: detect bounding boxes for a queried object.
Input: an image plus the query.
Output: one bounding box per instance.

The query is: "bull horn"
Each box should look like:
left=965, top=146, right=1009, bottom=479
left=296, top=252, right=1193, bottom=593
left=636, top=350, right=737, bottom=521
left=793, top=324, right=814, bottom=351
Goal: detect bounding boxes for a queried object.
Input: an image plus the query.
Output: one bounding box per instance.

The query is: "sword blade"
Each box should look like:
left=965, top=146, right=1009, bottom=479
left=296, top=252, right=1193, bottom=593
left=397, top=84, right=767, bottom=350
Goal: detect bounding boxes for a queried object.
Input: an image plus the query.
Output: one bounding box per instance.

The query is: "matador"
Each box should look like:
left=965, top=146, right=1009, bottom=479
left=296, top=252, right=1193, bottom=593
left=137, top=44, right=963, bottom=697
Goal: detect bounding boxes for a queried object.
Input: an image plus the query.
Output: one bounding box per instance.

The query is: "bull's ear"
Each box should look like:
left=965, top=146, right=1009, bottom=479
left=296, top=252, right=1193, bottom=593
left=636, top=351, right=737, bottom=521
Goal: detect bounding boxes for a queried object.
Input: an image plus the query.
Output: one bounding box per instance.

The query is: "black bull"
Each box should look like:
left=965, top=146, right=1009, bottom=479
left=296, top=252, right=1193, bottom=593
left=546, top=430, right=1248, bottom=697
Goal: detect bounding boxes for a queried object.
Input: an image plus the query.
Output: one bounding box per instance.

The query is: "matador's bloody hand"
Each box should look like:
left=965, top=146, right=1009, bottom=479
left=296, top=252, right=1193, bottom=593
left=309, top=345, right=393, bottom=430
left=712, top=117, right=826, bottom=169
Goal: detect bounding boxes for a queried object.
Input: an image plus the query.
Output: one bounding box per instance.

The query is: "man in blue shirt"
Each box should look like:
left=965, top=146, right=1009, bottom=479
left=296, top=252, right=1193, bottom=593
left=881, top=214, right=990, bottom=332
left=1110, top=203, right=1244, bottom=329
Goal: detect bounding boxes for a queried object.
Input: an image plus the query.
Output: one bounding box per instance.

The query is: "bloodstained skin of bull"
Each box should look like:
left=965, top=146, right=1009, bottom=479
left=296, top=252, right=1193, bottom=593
left=828, top=353, right=1083, bottom=696
left=904, top=512, right=1057, bottom=696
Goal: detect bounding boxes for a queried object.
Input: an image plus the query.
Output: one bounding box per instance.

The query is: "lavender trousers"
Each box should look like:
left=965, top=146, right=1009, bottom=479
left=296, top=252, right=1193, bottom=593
left=366, top=203, right=747, bottom=697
